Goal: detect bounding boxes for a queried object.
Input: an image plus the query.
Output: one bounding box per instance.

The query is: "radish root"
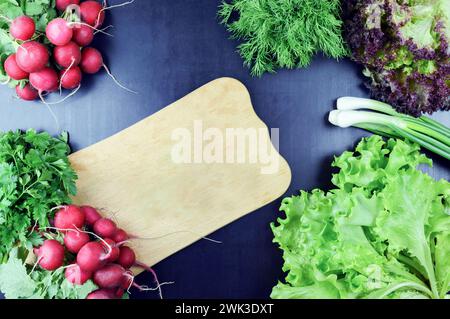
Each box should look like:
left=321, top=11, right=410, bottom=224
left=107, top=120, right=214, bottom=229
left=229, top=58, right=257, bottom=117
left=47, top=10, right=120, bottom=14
left=135, top=261, right=172, bottom=299
left=28, top=219, right=39, bottom=235
left=39, top=226, right=113, bottom=256
left=29, top=256, right=43, bottom=275
left=132, top=230, right=223, bottom=244
left=50, top=205, right=66, bottom=212
left=68, top=22, right=113, bottom=37
left=47, top=85, right=81, bottom=105
left=1, top=76, right=10, bottom=85
left=59, top=58, right=77, bottom=94
left=115, top=240, right=132, bottom=247
left=94, top=25, right=114, bottom=35
left=39, top=91, right=61, bottom=132
left=96, top=0, right=135, bottom=26
left=123, top=271, right=174, bottom=300
left=102, top=63, right=137, bottom=93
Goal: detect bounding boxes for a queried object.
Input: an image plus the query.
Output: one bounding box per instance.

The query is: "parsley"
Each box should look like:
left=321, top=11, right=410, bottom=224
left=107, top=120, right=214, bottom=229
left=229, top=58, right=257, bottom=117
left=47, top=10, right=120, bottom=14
left=218, top=0, right=349, bottom=76
left=0, top=0, right=57, bottom=87
left=0, top=130, right=77, bottom=263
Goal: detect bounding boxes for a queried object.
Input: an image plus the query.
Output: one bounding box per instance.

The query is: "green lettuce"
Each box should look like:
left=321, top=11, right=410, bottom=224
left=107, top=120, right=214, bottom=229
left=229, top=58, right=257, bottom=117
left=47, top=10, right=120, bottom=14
left=271, top=135, right=450, bottom=299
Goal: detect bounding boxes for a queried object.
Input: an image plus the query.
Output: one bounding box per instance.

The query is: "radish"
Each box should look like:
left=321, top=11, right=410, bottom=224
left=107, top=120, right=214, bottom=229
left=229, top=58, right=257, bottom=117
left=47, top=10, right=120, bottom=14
left=80, top=1, right=105, bottom=28
left=93, top=264, right=127, bottom=289
left=60, top=66, right=82, bottom=90
left=4, top=54, right=28, bottom=80
left=101, top=238, right=120, bottom=262
left=86, top=289, right=116, bottom=299
left=80, top=47, right=103, bottom=74
left=64, top=230, right=90, bottom=253
left=16, top=83, right=38, bottom=101
left=65, top=263, right=92, bottom=285
left=72, top=24, right=94, bottom=46
left=114, top=288, right=125, bottom=298
left=56, top=0, right=80, bottom=11
left=29, top=67, right=59, bottom=93
left=77, top=241, right=107, bottom=272
left=113, top=229, right=129, bottom=243
left=81, top=206, right=102, bottom=226
left=10, top=15, right=35, bottom=41
left=16, top=41, right=49, bottom=73
left=54, top=41, right=81, bottom=68
left=80, top=47, right=137, bottom=93
left=35, top=239, right=65, bottom=271
left=93, top=218, right=117, bottom=238
left=117, top=246, right=135, bottom=269
left=54, top=205, right=85, bottom=231
left=46, top=18, right=73, bottom=46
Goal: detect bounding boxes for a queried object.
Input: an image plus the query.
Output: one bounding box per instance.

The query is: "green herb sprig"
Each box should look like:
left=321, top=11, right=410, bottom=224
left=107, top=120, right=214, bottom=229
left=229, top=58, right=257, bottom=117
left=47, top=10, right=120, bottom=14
left=218, top=0, right=349, bottom=76
left=0, top=129, right=77, bottom=263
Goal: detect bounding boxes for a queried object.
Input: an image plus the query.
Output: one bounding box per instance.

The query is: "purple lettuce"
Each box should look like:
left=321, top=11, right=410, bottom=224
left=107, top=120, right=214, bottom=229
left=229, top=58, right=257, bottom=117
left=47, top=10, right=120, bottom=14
left=344, top=0, right=450, bottom=116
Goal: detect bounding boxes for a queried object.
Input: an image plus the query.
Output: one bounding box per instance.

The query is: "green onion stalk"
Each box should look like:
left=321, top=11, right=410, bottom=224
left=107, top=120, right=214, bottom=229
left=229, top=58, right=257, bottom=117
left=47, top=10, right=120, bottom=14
left=329, top=97, right=450, bottom=160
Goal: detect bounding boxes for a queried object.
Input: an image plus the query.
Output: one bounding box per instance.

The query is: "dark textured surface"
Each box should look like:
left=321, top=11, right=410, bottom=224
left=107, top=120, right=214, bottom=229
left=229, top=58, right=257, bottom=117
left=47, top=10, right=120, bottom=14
left=0, top=0, right=449, bottom=299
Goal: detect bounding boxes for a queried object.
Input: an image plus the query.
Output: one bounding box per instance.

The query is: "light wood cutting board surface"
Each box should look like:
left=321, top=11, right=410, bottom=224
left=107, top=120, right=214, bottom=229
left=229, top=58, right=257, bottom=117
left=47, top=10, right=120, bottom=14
left=69, top=77, right=291, bottom=268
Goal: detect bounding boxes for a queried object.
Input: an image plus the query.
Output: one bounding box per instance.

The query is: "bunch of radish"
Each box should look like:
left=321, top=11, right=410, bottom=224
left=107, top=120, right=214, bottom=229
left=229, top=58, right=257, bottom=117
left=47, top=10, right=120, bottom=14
left=34, top=204, right=166, bottom=299
left=3, top=0, right=134, bottom=103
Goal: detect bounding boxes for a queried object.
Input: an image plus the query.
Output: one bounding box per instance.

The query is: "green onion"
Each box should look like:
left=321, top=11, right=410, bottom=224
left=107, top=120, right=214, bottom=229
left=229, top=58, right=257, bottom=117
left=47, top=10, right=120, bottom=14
left=329, top=97, right=450, bottom=160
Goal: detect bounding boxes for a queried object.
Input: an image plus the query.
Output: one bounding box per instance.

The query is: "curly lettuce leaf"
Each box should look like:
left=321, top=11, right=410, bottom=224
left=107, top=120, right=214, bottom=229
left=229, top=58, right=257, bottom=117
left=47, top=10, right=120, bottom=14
left=272, top=136, right=450, bottom=299
left=344, top=0, right=450, bottom=116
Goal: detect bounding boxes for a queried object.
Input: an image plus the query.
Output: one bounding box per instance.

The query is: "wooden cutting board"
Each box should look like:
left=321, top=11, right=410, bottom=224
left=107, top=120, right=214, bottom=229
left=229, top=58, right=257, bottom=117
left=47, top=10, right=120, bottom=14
left=69, top=77, right=291, bottom=269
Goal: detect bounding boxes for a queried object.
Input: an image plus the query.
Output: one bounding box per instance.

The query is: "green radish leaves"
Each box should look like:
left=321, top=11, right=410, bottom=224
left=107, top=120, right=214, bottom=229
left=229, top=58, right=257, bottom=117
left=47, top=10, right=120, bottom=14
left=0, top=0, right=56, bottom=86
left=0, top=248, right=98, bottom=299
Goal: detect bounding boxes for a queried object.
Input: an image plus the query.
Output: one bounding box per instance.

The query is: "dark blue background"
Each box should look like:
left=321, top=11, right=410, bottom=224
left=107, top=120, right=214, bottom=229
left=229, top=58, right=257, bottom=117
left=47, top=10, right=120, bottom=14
left=0, top=0, right=449, bottom=299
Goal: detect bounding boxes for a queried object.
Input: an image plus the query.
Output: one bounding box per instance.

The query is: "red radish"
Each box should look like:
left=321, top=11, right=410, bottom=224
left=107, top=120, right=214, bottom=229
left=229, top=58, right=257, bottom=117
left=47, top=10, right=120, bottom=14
left=102, top=238, right=120, bottom=262
left=117, top=246, right=136, bottom=269
left=35, top=239, right=65, bottom=271
left=54, top=205, right=85, bottom=231
left=93, top=218, right=117, bottom=238
left=93, top=264, right=127, bottom=289
left=30, top=67, right=59, bottom=93
left=80, top=1, right=105, bottom=27
left=64, top=230, right=90, bottom=253
left=80, top=47, right=137, bottom=93
left=4, top=54, right=28, bottom=80
left=86, top=289, right=116, bottom=299
left=77, top=241, right=107, bottom=272
left=113, top=229, right=129, bottom=243
left=56, top=0, right=80, bottom=11
left=65, top=264, right=92, bottom=285
left=16, top=83, right=38, bottom=101
left=10, top=15, right=35, bottom=41
left=54, top=41, right=81, bottom=68
left=81, top=206, right=102, bottom=226
left=46, top=18, right=73, bottom=46
left=60, top=66, right=82, bottom=89
left=72, top=24, right=94, bottom=46
left=80, top=47, right=103, bottom=74
left=16, top=41, right=49, bottom=73
left=114, top=288, right=125, bottom=298
left=121, top=275, right=133, bottom=290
